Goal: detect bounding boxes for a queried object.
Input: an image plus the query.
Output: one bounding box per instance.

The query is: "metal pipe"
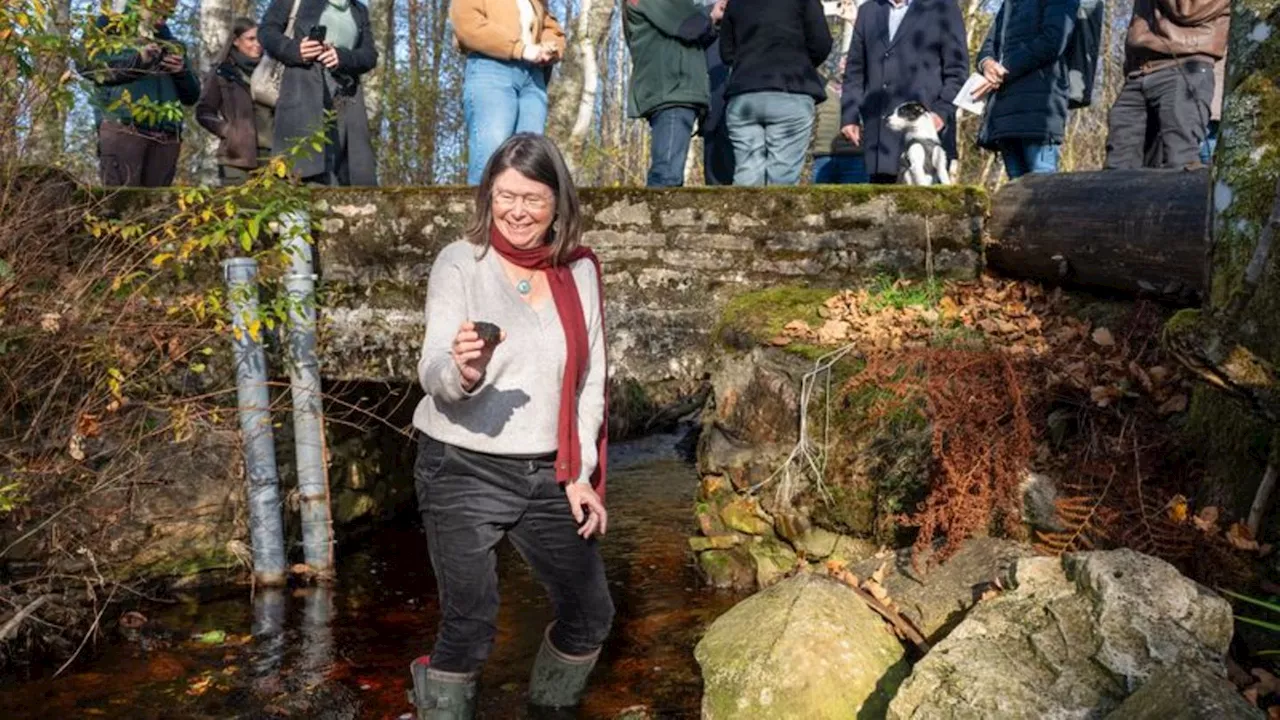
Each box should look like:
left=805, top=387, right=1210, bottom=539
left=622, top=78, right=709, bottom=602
left=224, top=258, right=287, bottom=587
left=279, top=210, right=335, bottom=579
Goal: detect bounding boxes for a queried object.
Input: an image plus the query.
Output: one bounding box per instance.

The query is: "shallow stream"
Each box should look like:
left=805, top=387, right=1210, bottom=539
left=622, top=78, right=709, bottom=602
left=0, top=432, right=742, bottom=719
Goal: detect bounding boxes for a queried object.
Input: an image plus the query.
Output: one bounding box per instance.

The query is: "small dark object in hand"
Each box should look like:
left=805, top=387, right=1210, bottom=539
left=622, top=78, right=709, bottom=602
left=473, top=321, right=501, bottom=347
left=308, top=25, right=328, bottom=42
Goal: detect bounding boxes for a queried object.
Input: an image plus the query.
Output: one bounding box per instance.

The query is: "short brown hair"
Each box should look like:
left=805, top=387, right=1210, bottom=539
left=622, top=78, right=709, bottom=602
left=464, top=133, right=583, bottom=266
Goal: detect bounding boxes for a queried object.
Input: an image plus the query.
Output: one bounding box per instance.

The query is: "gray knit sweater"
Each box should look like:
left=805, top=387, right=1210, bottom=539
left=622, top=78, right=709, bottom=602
left=412, top=240, right=606, bottom=484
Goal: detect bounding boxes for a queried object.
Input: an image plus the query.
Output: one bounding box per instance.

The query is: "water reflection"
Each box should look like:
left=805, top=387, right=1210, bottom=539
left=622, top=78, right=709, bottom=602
left=251, top=587, right=286, bottom=694
left=298, top=586, right=335, bottom=688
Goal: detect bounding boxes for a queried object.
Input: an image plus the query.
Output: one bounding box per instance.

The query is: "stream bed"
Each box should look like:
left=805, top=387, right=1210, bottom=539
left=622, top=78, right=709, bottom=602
left=0, top=432, right=743, bottom=719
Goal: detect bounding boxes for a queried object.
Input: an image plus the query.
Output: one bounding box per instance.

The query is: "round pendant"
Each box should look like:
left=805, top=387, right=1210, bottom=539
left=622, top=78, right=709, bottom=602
left=516, top=279, right=532, bottom=295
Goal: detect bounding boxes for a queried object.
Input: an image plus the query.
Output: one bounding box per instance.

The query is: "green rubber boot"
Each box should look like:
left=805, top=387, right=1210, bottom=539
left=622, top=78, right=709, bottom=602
left=528, top=624, right=601, bottom=710
left=407, top=656, right=478, bottom=720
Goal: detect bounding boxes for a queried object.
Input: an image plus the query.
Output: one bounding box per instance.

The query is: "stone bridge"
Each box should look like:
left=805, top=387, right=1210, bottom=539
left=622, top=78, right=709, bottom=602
left=313, top=186, right=986, bottom=393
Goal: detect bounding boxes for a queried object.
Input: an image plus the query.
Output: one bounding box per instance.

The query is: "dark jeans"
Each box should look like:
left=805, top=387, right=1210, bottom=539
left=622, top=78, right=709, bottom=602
left=647, top=106, right=698, bottom=187
left=703, top=121, right=735, bottom=186
left=1105, top=62, right=1214, bottom=170
left=414, top=436, right=614, bottom=674
left=811, top=154, right=868, bottom=184
left=98, top=121, right=181, bottom=187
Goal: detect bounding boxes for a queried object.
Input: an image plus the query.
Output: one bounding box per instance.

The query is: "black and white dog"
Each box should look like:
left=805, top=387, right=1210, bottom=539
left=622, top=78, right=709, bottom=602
left=886, top=101, right=951, bottom=186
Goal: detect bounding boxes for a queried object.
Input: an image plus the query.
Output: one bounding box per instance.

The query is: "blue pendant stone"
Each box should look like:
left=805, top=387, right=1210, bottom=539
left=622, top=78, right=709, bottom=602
left=517, top=279, right=532, bottom=295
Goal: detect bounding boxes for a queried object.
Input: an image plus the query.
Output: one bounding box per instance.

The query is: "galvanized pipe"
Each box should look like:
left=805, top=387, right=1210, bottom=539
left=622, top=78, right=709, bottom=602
left=223, top=258, right=287, bottom=587
left=279, top=210, right=335, bottom=578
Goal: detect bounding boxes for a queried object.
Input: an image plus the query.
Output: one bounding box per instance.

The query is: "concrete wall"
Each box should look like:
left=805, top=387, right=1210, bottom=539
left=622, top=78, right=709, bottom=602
left=315, top=185, right=987, bottom=390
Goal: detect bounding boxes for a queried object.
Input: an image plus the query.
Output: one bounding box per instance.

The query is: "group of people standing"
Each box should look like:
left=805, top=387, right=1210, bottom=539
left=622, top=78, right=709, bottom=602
left=622, top=0, right=1230, bottom=188
left=88, top=0, right=378, bottom=188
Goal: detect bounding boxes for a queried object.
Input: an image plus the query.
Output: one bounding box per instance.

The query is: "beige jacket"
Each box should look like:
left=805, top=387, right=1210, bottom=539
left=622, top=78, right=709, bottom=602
left=449, top=0, right=566, bottom=61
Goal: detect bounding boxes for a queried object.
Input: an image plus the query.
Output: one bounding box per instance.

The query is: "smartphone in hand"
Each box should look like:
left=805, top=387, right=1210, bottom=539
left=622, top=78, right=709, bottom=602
left=307, top=25, right=327, bottom=43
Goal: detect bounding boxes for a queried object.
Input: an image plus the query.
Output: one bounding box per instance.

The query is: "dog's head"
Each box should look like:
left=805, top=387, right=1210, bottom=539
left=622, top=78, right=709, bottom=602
left=886, top=101, right=931, bottom=133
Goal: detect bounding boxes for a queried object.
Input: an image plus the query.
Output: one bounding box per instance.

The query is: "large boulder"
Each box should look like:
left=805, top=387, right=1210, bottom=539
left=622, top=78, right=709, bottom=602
left=1104, top=665, right=1262, bottom=720
left=888, top=549, right=1237, bottom=719
left=696, top=574, right=908, bottom=719
left=852, top=537, right=1032, bottom=642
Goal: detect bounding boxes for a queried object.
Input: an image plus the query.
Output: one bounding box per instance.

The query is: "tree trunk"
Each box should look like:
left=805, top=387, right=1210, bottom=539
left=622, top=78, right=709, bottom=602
left=987, top=169, right=1209, bottom=302
left=363, top=0, right=394, bottom=133
left=1174, top=0, right=1280, bottom=520
left=27, top=0, right=72, bottom=162
left=547, top=0, right=616, bottom=173
left=197, top=0, right=234, bottom=183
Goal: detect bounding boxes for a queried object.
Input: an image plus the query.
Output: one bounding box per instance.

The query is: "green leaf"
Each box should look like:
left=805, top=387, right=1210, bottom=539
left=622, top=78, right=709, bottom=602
left=189, top=362, right=206, bottom=374
left=1221, top=589, right=1280, bottom=615
left=194, top=629, right=226, bottom=645
left=239, top=231, right=252, bottom=252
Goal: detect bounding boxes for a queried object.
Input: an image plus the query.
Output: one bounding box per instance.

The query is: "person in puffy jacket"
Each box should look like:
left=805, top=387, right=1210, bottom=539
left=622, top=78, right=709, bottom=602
left=972, top=0, right=1079, bottom=179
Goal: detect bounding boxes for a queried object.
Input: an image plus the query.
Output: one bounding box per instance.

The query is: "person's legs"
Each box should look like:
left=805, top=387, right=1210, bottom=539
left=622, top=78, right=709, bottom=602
left=509, top=473, right=613, bottom=709
left=998, top=139, right=1031, bottom=179
left=646, top=107, right=696, bottom=187
left=1104, top=76, right=1150, bottom=170
left=727, top=94, right=767, bottom=186
left=139, top=132, right=181, bottom=187
left=761, top=92, right=815, bottom=186
left=97, top=121, right=147, bottom=187
left=811, top=154, right=834, bottom=184
left=414, top=438, right=525, bottom=674
left=1026, top=142, right=1059, bottom=174
left=868, top=173, right=898, bottom=184
left=463, top=56, right=521, bottom=185
left=703, top=121, right=735, bottom=186
left=514, top=65, right=549, bottom=135
left=1151, top=62, right=1213, bottom=169
left=833, top=154, right=869, bottom=183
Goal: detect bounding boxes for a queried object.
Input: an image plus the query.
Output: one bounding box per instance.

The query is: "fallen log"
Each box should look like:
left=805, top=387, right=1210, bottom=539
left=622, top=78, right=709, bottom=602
left=987, top=169, right=1209, bottom=303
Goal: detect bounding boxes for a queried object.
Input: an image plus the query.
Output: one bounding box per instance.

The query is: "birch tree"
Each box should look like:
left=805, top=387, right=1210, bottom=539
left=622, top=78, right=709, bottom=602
left=547, top=0, right=616, bottom=172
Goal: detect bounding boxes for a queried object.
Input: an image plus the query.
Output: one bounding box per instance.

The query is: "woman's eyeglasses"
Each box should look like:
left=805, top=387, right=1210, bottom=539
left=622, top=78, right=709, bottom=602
left=493, top=190, right=552, bottom=212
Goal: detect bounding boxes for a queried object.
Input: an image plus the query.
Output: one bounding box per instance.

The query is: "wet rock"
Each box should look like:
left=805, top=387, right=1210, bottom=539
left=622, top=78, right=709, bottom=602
left=333, top=489, right=377, bottom=525
left=1104, top=664, right=1263, bottom=719
left=745, top=537, right=799, bottom=588
left=696, top=574, right=908, bottom=719
left=697, top=547, right=756, bottom=590
left=888, top=549, right=1236, bottom=719
left=719, top=497, right=773, bottom=536
left=852, top=537, right=1031, bottom=642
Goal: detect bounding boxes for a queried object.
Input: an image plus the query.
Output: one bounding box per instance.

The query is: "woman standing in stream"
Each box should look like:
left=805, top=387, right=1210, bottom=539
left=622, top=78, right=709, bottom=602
left=407, top=133, right=612, bottom=720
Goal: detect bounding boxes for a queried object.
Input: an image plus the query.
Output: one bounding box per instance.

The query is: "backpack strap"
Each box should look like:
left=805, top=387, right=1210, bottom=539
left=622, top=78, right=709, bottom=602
left=284, top=0, right=303, bottom=39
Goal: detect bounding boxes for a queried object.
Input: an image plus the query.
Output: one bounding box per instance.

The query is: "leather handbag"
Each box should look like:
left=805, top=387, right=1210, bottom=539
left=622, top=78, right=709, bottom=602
left=249, top=0, right=303, bottom=108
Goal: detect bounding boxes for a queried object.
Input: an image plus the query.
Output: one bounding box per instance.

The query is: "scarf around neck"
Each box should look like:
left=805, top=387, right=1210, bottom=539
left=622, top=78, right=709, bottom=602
left=488, top=224, right=609, bottom=501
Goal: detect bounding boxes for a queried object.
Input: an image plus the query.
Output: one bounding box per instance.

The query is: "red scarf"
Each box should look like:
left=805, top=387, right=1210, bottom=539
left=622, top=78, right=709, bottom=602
left=489, top=225, right=608, bottom=501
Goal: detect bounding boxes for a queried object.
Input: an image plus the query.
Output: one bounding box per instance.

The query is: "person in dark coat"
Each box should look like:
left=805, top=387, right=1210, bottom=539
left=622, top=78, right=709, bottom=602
left=973, top=0, right=1078, bottom=179
left=700, top=0, right=733, bottom=186
left=259, top=0, right=378, bottom=186
left=197, top=17, right=275, bottom=185
left=840, top=0, right=969, bottom=183
left=720, top=0, right=833, bottom=186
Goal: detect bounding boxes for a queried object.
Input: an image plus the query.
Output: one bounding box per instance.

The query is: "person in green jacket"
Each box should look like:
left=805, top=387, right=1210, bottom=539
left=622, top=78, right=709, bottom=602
left=624, top=0, right=722, bottom=187
left=87, top=0, right=200, bottom=187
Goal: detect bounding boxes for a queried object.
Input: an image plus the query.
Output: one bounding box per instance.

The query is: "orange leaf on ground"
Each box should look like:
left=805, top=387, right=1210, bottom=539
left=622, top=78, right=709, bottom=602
left=1092, top=327, right=1115, bottom=347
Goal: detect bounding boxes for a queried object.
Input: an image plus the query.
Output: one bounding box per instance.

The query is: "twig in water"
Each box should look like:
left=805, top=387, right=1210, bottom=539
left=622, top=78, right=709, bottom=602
left=54, top=583, right=118, bottom=678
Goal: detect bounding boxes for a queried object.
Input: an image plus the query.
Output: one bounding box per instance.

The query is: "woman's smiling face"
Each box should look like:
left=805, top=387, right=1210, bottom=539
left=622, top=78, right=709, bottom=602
left=491, top=168, right=555, bottom=249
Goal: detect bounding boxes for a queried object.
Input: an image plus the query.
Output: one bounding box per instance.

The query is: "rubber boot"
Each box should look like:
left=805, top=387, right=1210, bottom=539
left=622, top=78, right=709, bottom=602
left=407, top=655, right=478, bottom=720
left=528, top=624, right=601, bottom=712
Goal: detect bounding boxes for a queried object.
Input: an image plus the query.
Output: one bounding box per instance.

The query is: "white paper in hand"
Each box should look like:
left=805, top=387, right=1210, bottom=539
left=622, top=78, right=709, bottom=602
left=954, top=73, right=989, bottom=116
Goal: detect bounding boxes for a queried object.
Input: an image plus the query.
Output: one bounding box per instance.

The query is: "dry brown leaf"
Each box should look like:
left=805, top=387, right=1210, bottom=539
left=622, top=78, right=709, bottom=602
left=1193, top=506, right=1222, bottom=534
left=870, top=561, right=887, bottom=586
left=767, top=335, right=792, bottom=347
left=817, top=319, right=852, bottom=344
left=1129, top=361, right=1154, bottom=394
left=1148, top=365, right=1172, bottom=386
left=783, top=319, right=811, bottom=335
left=1158, top=394, right=1189, bottom=415
left=1227, top=522, right=1260, bottom=552
left=863, top=579, right=890, bottom=603
left=1252, top=668, right=1280, bottom=696
left=1092, top=327, right=1115, bottom=347
left=1090, top=385, right=1122, bottom=407
left=939, top=296, right=961, bottom=321
left=76, top=413, right=101, bottom=439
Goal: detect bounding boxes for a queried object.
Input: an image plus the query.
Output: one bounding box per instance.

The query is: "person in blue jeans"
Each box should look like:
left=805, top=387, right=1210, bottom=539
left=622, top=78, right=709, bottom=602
left=624, top=0, right=723, bottom=187
left=720, top=0, right=832, bottom=186
left=973, top=0, right=1079, bottom=179
left=811, top=59, right=868, bottom=184
left=450, top=0, right=566, bottom=185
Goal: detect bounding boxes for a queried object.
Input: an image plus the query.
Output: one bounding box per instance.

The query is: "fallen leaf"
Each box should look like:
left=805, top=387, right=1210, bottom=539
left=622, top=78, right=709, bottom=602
left=783, top=320, right=811, bottom=335
left=1194, top=506, right=1221, bottom=534
left=194, top=630, right=227, bottom=645
left=186, top=674, right=215, bottom=696
left=40, top=312, right=61, bottom=334
left=68, top=433, right=85, bottom=461
left=817, top=319, right=852, bottom=344
left=938, top=296, right=961, bottom=321
left=870, top=561, right=887, bottom=586
left=1158, top=394, right=1189, bottom=415
left=1167, top=495, right=1189, bottom=524
left=767, top=335, right=792, bottom=347
left=863, top=579, right=890, bottom=603
left=1227, top=522, right=1260, bottom=552
left=1129, top=362, right=1154, bottom=394
left=1090, top=385, right=1122, bottom=407
left=76, top=413, right=101, bottom=439
left=1092, top=327, right=1115, bottom=347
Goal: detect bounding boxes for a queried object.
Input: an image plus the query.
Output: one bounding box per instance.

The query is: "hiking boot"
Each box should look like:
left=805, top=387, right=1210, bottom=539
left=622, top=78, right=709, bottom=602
left=407, top=656, right=478, bottom=720
left=528, top=624, right=601, bottom=709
